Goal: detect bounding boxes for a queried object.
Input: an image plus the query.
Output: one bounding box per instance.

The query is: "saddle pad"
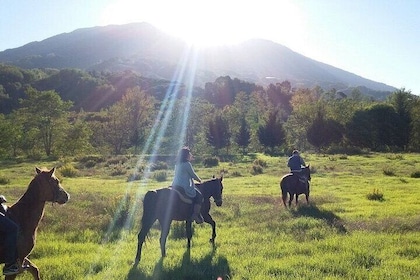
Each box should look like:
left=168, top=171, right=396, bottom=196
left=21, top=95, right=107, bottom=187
left=169, top=187, right=193, bottom=204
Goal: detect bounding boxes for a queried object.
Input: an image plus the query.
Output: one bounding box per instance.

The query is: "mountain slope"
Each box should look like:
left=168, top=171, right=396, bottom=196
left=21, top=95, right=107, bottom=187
left=0, top=22, right=396, bottom=96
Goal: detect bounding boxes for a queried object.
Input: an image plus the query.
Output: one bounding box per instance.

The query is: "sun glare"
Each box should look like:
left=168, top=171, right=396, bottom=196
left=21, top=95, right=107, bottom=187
left=100, top=0, right=305, bottom=48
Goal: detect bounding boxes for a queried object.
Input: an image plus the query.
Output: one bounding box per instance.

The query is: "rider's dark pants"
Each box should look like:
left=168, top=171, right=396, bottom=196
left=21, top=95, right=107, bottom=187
left=0, top=212, right=18, bottom=264
left=193, top=188, right=203, bottom=204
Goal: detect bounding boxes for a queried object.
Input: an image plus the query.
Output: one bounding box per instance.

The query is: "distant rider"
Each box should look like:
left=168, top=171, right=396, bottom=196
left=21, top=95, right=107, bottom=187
left=287, top=150, right=306, bottom=185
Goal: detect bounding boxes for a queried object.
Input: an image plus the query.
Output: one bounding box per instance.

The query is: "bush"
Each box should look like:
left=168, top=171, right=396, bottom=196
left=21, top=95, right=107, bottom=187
left=84, top=160, right=97, bottom=168
left=253, top=158, right=267, bottom=168
left=231, top=171, right=242, bottom=177
left=105, top=156, right=128, bottom=166
left=110, top=164, right=127, bottom=176
left=250, top=164, right=263, bottom=175
left=77, top=155, right=105, bottom=164
left=153, top=170, right=168, bottom=182
left=367, top=189, right=384, bottom=201
left=203, top=157, right=219, bottom=167
left=383, top=167, right=395, bottom=176
left=59, top=164, right=79, bottom=177
left=410, top=171, right=420, bottom=178
left=0, top=176, right=10, bottom=185
left=150, top=161, right=168, bottom=171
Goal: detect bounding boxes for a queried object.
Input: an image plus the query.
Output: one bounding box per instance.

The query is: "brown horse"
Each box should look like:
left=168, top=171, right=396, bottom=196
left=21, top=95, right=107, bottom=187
left=134, top=177, right=223, bottom=266
left=280, top=165, right=311, bottom=207
left=0, top=167, right=70, bottom=280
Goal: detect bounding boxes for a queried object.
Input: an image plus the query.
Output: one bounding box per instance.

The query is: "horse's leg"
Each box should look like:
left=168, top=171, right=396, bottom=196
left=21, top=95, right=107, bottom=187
left=134, top=226, right=149, bottom=266
left=306, top=183, right=310, bottom=204
left=159, top=220, right=171, bottom=258
left=23, top=258, right=40, bottom=280
left=288, top=193, right=293, bottom=207
left=203, top=212, right=216, bottom=244
left=185, top=220, right=192, bottom=248
left=5, top=257, right=39, bottom=280
left=295, top=193, right=299, bottom=206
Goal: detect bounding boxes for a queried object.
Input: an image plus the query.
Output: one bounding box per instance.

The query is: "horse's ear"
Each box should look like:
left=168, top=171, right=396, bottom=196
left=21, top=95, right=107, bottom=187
left=49, top=167, right=56, bottom=176
left=36, top=167, right=42, bottom=174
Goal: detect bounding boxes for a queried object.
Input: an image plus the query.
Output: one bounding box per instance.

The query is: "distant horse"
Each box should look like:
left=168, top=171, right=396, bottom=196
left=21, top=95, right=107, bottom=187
left=0, top=167, right=70, bottom=280
left=280, top=165, right=311, bottom=207
left=134, top=177, right=224, bottom=266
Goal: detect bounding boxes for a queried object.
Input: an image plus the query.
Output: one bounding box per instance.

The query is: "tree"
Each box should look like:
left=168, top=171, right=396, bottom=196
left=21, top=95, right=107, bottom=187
left=346, top=104, right=405, bottom=151
left=18, top=87, right=73, bottom=156
left=102, top=87, right=155, bottom=154
left=56, top=117, right=93, bottom=156
left=206, top=115, right=231, bottom=155
left=307, top=110, right=343, bottom=151
left=257, top=110, right=285, bottom=154
left=387, top=88, right=415, bottom=150
left=235, top=118, right=251, bottom=154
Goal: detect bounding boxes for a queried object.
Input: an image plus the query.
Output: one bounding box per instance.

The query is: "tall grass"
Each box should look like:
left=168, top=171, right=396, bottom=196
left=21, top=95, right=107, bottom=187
left=1, top=153, right=420, bottom=279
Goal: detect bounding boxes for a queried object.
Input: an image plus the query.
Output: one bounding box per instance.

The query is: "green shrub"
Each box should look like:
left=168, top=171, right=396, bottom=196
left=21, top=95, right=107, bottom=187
left=367, top=189, right=384, bottom=201
left=153, top=170, right=168, bottom=182
left=84, top=160, right=97, bottom=168
left=127, top=172, right=142, bottom=181
left=203, top=156, right=219, bottom=167
left=150, top=161, right=168, bottom=171
left=250, top=164, right=263, bottom=175
left=231, top=171, right=242, bottom=177
left=59, top=164, right=79, bottom=177
left=77, top=155, right=105, bottom=163
left=110, top=164, right=127, bottom=176
left=253, top=158, right=267, bottom=167
left=106, top=155, right=128, bottom=166
left=0, top=176, right=10, bottom=185
left=410, top=171, right=420, bottom=178
left=383, top=167, right=395, bottom=176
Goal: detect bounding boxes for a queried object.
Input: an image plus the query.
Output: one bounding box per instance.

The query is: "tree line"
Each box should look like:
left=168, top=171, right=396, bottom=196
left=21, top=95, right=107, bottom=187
left=0, top=64, right=419, bottom=159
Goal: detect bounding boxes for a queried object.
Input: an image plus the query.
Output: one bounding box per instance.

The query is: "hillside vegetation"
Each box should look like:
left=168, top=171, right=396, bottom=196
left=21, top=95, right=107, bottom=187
left=0, top=153, right=419, bottom=279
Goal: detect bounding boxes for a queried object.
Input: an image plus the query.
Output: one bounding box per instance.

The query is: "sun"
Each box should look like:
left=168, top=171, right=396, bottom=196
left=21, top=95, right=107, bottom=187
left=100, top=0, right=305, bottom=48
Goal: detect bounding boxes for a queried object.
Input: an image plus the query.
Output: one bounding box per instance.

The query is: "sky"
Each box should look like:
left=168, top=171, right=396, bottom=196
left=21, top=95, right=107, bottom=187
left=1, top=0, right=419, bottom=95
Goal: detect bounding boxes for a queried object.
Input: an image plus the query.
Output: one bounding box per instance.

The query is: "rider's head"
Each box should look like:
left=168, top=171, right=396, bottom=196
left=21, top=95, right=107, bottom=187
left=177, top=146, right=192, bottom=163
left=292, top=150, right=300, bottom=155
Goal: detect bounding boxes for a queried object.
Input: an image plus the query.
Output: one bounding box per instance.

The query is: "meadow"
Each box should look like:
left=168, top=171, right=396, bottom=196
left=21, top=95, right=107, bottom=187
left=1, top=153, right=420, bottom=280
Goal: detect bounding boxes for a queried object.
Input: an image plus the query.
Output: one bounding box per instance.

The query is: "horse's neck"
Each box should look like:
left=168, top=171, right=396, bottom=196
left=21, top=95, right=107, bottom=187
left=197, top=184, right=210, bottom=199
left=10, top=184, right=46, bottom=232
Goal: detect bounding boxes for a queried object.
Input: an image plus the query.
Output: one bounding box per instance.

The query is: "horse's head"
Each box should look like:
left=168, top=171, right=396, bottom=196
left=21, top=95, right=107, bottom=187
left=304, top=164, right=311, bottom=181
left=33, top=167, right=70, bottom=204
left=201, top=176, right=223, bottom=207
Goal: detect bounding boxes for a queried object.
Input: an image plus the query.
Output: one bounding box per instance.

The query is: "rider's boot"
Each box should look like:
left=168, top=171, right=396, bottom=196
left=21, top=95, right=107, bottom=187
left=191, top=204, right=204, bottom=224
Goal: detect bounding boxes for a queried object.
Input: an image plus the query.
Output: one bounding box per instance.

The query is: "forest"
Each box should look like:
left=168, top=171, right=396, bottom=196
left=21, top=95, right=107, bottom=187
left=0, top=63, right=419, bottom=159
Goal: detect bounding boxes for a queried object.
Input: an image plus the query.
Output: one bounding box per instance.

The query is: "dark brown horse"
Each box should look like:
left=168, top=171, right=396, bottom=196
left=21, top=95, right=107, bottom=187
left=280, top=165, right=311, bottom=207
left=134, top=177, right=223, bottom=266
left=0, top=167, right=70, bottom=280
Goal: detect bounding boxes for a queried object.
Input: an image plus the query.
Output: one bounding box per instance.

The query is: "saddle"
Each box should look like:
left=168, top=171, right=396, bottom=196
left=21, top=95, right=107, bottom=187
left=291, top=173, right=307, bottom=186
left=169, top=187, right=193, bottom=204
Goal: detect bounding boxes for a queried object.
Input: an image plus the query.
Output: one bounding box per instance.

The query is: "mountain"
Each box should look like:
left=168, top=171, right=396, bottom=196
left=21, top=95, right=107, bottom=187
left=0, top=22, right=396, bottom=98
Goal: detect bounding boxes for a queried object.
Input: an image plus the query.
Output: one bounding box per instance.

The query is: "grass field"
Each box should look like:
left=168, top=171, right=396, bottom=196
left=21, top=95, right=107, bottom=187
left=1, top=153, right=420, bottom=279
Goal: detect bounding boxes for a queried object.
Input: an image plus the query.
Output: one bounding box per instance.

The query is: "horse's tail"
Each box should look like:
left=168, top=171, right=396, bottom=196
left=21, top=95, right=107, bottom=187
left=141, top=190, right=158, bottom=230
left=280, top=177, right=288, bottom=207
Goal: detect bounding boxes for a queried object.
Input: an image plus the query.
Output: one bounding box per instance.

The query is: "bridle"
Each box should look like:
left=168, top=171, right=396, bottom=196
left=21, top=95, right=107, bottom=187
left=35, top=173, right=62, bottom=203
